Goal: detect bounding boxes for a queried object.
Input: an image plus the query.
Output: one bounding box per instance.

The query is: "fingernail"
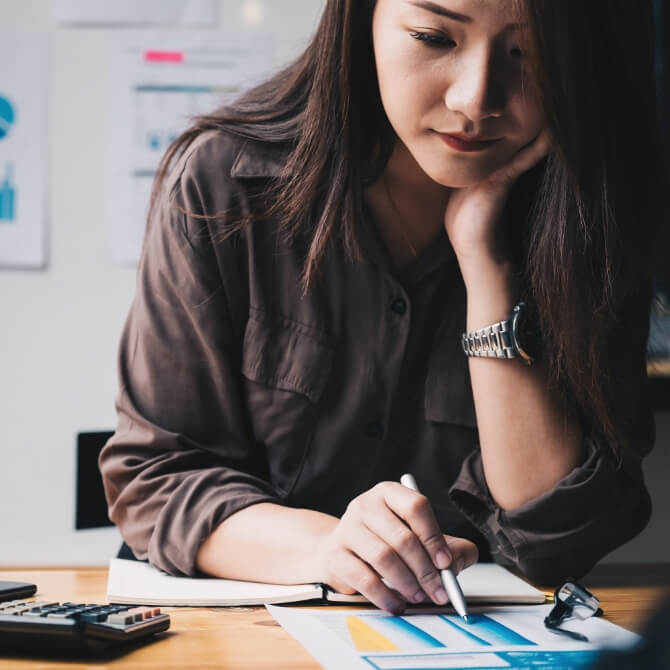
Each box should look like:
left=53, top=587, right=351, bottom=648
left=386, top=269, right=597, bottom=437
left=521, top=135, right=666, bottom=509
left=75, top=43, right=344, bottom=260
left=436, top=551, right=450, bottom=570
left=412, top=590, right=426, bottom=603
left=434, top=587, right=448, bottom=605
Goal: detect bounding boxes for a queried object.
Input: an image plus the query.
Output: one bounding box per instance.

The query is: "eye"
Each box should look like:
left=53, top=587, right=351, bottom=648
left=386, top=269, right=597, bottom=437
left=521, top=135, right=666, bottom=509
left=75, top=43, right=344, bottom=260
left=510, top=46, right=524, bottom=59
left=409, top=30, right=457, bottom=49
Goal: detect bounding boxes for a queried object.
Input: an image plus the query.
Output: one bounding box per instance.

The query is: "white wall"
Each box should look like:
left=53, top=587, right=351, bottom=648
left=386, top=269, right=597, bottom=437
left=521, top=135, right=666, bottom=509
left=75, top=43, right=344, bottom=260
left=1, top=0, right=668, bottom=567
left=0, top=0, right=326, bottom=566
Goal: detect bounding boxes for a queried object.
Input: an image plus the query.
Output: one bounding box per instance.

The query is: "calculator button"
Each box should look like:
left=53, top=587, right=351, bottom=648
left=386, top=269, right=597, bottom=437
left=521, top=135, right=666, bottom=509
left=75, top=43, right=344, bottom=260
left=47, top=612, right=77, bottom=619
left=79, top=611, right=109, bottom=623
left=107, top=613, right=136, bottom=625
left=126, top=607, right=147, bottom=622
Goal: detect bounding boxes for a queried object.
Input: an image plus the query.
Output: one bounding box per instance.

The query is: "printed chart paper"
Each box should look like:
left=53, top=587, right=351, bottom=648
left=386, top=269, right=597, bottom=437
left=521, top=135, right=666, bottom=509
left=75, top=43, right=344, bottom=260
left=0, top=34, right=47, bottom=268
left=267, top=604, right=640, bottom=670
left=105, top=32, right=271, bottom=265
left=52, top=0, right=216, bottom=26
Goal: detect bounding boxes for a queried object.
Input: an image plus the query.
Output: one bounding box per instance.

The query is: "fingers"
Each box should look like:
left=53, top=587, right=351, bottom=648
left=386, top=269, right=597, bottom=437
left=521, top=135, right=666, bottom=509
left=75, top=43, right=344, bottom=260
left=444, top=535, right=479, bottom=574
left=322, top=482, right=480, bottom=614
left=354, top=483, right=457, bottom=605
left=332, top=548, right=406, bottom=614
left=358, top=498, right=445, bottom=606
left=345, top=521, right=428, bottom=608
left=490, top=128, right=553, bottom=185
left=380, top=483, right=454, bottom=572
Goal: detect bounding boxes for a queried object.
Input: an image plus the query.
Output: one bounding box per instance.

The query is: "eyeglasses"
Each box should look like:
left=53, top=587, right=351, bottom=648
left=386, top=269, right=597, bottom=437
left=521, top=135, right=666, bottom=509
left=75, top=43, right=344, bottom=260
left=544, top=580, right=602, bottom=642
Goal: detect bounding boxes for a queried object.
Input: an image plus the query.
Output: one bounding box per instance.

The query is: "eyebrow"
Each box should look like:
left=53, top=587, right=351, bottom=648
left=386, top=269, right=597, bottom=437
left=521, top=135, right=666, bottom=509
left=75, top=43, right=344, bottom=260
left=406, top=1, right=523, bottom=30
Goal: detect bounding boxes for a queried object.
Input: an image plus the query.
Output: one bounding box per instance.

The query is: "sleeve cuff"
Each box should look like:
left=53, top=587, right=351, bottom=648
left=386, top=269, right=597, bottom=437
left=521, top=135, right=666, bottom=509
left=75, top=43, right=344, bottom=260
left=145, top=472, right=282, bottom=577
left=448, top=435, right=649, bottom=584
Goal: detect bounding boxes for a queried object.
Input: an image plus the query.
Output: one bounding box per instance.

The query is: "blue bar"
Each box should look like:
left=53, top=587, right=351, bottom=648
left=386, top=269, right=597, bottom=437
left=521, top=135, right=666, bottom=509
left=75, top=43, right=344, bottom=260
left=134, top=84, right=216, bottom=93
left=0, top=177, right=15, bottom=221
left=441, top=614, right=536, bottom=646
left=378, top=617, right=444, bottom=648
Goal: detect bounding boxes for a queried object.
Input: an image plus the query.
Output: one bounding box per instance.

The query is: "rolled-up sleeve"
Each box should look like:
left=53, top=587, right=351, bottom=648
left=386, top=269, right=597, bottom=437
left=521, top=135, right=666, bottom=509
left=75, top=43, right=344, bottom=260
left=448, top=429, right=652, bottom=584
left=99, top=138, right=281, bottom=576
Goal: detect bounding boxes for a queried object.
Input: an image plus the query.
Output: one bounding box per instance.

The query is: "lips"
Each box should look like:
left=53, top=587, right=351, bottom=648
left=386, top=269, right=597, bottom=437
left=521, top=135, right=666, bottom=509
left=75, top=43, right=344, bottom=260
left=438, top=131, right=502, bottom=152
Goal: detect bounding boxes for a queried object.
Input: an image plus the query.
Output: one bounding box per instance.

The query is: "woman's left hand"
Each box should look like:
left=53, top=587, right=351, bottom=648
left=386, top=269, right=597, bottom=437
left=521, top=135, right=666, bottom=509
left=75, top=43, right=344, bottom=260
left=443, top=129, right=553, bottom=265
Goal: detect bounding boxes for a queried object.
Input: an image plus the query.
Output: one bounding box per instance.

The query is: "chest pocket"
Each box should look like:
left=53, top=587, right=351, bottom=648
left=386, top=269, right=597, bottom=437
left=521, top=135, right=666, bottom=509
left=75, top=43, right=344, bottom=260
left=241, top=308, right=335, bottom=497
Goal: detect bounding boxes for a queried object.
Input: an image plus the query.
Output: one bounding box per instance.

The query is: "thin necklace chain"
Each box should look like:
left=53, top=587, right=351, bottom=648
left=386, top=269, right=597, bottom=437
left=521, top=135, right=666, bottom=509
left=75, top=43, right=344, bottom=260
left=382, top=173, right=419, bottom=259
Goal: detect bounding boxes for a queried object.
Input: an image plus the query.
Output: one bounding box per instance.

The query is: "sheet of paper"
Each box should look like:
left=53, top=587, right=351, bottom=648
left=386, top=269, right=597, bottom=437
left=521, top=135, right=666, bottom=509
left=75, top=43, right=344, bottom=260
left=267, top=604, right=641, bottom=670
left=105, top=32, right=271, bottom=265
left=0, top=34, right=47, bottom=269
left=52, top=0, right=216, bottom=26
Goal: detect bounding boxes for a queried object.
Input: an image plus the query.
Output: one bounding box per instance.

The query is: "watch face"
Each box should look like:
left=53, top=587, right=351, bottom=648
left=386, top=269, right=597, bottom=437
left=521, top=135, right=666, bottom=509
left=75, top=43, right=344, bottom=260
left=512, top=302, right=543, bottom=361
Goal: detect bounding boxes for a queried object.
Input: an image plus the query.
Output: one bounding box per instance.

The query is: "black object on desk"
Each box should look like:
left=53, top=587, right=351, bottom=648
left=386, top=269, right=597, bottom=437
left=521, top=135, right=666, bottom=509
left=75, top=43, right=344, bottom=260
left=0, top=582, right=36, bottom=601
left=76, top=431, right=115, bottom=530
left=0, top=596, right=170, bottom=657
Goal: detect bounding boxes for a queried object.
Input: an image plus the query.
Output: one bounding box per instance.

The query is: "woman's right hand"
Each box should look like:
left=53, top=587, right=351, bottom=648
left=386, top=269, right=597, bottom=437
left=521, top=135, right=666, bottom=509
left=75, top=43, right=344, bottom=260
left=311, top=481, right=479, bottom=614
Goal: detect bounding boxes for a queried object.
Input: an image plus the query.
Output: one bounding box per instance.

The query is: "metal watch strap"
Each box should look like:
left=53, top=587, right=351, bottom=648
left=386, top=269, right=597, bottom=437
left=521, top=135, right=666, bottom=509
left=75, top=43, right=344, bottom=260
left=461, top=318, right=516, bottom=359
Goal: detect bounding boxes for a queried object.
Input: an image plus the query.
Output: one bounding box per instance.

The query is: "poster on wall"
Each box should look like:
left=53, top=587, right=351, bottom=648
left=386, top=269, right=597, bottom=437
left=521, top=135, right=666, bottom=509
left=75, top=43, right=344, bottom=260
left=0, top=34, right=47, bottom=269
left=52, top=0, right=216, bottom=26
left=105, top=33, right=271, bottom=265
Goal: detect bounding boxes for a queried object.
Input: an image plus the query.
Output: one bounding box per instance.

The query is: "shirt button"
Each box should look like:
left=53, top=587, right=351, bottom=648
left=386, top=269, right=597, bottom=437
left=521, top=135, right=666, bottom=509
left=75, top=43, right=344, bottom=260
left=364, top=421, right=385, bottom=440
left=390, top=298, right=407, bottom=315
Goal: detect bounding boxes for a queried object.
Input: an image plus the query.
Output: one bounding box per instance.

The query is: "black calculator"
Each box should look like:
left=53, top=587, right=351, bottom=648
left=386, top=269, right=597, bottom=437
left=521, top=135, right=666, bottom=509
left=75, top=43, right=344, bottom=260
left=0, top=597, right=170, bottom=656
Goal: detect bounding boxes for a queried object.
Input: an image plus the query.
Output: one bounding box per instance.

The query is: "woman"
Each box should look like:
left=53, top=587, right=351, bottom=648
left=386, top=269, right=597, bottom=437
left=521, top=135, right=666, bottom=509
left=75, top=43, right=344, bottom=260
left=99, top=0, right=663, bottom=614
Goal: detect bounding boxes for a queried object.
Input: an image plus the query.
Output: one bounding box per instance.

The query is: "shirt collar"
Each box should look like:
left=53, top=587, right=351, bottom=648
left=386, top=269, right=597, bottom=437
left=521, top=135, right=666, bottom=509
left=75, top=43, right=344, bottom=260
left=230, top=139, right=289, bottom=178
left=359, top=200, right=455, bottom=289
left=230, top=137, right=455, bottom=287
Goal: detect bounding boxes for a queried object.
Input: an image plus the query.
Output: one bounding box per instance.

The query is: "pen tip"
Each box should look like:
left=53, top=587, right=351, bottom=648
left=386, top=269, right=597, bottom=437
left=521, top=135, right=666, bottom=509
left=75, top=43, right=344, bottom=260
left=463, top=615, right=470, bottom=624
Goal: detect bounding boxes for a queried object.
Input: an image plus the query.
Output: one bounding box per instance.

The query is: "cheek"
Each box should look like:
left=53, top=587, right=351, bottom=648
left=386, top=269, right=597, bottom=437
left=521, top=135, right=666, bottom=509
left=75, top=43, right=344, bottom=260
left=373, top=26, right=435, bottom=136
left=377, top=68, right=434, bottom=136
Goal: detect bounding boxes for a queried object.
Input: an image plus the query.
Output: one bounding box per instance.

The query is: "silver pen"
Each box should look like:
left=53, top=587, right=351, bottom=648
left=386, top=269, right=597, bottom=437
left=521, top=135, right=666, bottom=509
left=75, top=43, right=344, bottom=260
left=400, top=473, right=470, bottom=623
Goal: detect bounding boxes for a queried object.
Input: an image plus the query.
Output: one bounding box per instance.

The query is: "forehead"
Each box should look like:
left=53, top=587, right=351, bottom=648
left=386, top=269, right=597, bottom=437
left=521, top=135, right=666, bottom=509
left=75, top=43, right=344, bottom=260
left=403, top=0, right=522, bottom=27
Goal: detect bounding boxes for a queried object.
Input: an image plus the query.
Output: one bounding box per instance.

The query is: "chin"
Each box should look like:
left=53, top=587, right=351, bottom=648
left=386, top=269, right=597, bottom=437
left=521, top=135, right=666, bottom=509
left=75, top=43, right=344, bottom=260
left=407, top=145, right=505, bottom=188
left=423, top=163, right=499, bottom=188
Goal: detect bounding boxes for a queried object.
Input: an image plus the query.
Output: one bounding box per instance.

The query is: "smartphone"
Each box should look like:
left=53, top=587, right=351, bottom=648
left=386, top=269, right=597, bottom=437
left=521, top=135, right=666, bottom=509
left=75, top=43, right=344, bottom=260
left=0, top=581, right=37, bottom=601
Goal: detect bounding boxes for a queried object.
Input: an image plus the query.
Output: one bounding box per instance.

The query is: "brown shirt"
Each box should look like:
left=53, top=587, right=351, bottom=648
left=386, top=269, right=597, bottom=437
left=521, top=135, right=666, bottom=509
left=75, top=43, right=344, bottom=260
left=99, top=130, right=654, bottom=584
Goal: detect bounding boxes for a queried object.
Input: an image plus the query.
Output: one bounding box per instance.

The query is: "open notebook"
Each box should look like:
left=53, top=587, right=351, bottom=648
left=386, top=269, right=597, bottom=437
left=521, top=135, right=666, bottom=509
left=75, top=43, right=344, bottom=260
left=106, top=558, right=546, bottom=607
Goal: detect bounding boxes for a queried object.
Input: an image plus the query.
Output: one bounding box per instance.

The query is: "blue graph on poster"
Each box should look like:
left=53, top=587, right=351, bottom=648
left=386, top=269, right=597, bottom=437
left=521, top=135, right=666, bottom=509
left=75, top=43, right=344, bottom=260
left=0, top=164, right=16, bottom=222
left=0, top=96, right=15, bottom=141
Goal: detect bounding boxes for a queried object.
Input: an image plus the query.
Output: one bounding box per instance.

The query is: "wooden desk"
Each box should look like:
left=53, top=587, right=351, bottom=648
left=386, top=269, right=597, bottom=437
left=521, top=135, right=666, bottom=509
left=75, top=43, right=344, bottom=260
left=0, top=564, right=668, bottom=669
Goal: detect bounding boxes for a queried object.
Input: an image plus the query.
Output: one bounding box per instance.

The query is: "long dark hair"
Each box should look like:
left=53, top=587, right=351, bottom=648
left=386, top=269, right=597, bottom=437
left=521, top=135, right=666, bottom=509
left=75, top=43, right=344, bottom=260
left=150, top=0, right=664, bottom=454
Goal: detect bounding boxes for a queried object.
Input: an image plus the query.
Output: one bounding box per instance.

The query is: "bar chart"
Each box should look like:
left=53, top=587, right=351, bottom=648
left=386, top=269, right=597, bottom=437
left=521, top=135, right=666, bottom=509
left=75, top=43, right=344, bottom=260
left=267, top=605, right=639, bottom=670
left=345, top=614, right=535, bottom=653
left=0, top=163, right=16, bottom=222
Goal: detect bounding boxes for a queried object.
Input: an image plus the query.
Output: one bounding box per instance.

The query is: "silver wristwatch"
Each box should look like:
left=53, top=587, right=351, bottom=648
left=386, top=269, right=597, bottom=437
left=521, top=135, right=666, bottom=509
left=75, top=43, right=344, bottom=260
left=461, top=302, right=541, bottom=365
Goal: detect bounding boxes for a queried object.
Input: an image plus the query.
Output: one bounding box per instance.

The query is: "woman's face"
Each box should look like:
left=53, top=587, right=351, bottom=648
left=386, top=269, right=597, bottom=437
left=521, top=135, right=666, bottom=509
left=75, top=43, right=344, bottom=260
left=371, top=0, right=544, bottom=188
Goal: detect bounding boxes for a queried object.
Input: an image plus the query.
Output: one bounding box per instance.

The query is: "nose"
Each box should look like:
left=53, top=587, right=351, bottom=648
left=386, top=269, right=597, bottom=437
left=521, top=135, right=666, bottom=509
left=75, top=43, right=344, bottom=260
left=444, top=44, right=506, bottom=122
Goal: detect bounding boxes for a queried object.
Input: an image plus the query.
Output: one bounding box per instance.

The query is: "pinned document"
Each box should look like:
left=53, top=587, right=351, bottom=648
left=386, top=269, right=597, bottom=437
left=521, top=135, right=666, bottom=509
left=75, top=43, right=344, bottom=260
left=105, top=33, right=271, bottom=266
left=0, top=35, right=47, bottom=268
